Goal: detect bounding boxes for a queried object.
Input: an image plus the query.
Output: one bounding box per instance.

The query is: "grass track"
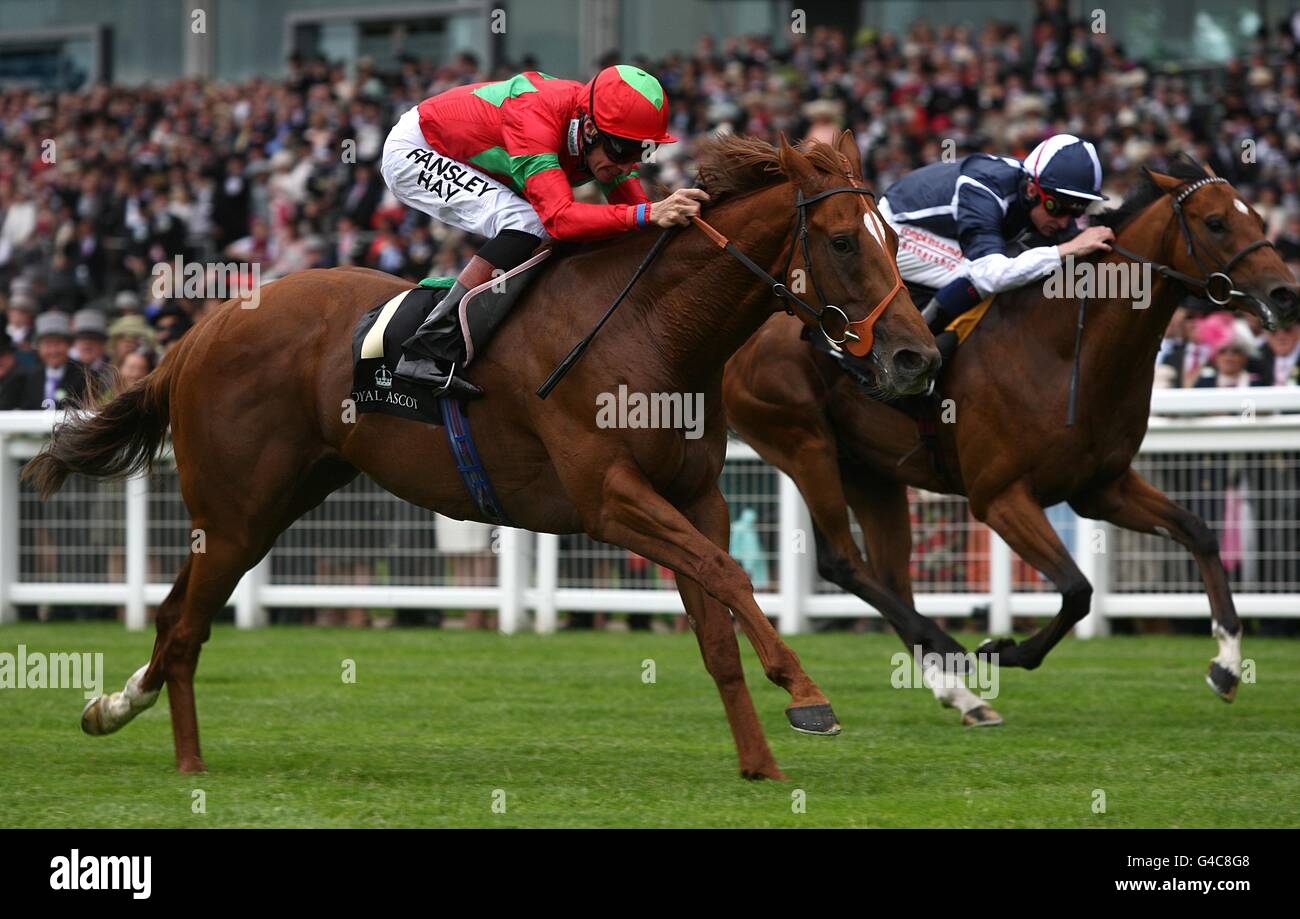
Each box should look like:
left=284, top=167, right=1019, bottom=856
left=1, top=623, right=1297, bottom=827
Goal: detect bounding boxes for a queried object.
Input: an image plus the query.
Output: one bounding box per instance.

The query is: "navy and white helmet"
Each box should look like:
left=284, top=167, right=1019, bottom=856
left=1022, top=134, right=1108, bottom=203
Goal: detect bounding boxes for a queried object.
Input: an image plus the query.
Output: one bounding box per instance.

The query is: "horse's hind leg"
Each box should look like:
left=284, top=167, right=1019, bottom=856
left=678, top=490, right=784, bottom=780
left=1073, top=468, right=1243, bottom=701
left=842, top=476, right=1001, bottom=726
left=79, top=559, right=191, bottom=737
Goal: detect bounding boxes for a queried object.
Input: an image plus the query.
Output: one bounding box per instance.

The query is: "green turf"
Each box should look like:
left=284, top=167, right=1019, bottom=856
left=1, top=623, right=1297, bottom=827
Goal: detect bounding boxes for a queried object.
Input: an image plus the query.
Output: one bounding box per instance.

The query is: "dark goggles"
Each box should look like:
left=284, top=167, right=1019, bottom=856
left=1040, top=187, right=1091, bottom=217
left=597, top=130, right=650, bottom=164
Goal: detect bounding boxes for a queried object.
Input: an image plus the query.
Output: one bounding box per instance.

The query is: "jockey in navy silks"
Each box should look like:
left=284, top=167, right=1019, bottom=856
left=878, top=134, right=1116, bottom=359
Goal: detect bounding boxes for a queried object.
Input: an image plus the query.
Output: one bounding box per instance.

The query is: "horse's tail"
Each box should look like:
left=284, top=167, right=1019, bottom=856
left=22, top=341, right=183, bottom=499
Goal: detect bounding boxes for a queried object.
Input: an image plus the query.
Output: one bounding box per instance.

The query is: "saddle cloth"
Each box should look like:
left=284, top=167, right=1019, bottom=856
left=350, top=278, right=455, bottom=426
left=945, top=294, right=996, bottom=345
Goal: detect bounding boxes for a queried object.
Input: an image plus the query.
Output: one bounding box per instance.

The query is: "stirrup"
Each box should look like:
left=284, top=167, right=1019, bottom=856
left=439, top=362, right=484, bottom=401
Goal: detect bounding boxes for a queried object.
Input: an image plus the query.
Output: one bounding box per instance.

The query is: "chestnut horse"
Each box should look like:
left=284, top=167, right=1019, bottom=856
left=24, top=133, right=938, bottom=780
left=725, top=156, right=1299, bottom=723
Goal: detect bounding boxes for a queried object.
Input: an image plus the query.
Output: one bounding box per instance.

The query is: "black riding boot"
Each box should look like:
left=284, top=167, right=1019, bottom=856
left=395, top=230, right=542, bottom=400
left=921, top=297, right=959, bottom=364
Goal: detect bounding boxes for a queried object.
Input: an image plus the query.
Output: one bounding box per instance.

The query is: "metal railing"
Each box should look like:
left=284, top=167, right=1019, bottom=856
left=1, top=386, right=1298, bottom=635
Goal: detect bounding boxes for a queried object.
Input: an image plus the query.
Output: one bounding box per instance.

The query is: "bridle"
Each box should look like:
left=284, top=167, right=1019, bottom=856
left=1110, top=176, right=1276, bottom=316
left=689, top=177, right=904, bottom=358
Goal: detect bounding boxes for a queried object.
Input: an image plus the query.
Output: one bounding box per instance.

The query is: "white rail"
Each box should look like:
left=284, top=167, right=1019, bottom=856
left=1, top=386, right=1298, bottom=634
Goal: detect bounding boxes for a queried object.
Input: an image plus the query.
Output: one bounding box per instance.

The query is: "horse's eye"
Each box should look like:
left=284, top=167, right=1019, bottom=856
left=1205, top=216, right=1227, bottom=233
left=831, top=236, right=853, bottom=253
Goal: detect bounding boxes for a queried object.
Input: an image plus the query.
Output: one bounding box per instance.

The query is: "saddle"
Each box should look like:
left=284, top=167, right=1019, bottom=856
left=350, top=252, right=552, bottom=425
left=351, top=280, right=454, bottom=426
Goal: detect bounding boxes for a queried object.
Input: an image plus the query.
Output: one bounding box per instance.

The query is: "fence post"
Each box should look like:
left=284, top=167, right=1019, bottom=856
left=497, top=526, right=527, bottom=634
left=988, top=531, right=1013, bottom=636
left=534, top=531, right=558, bottom=634
left=234, top=555, right=269, bottom=628
left=778, top=472, right=811, bottom=635
left=0, top=437, right=16, bottom=624
left=124, top=472, right=148, bottom=631
left=1073, top=517, right=1110, bottom=638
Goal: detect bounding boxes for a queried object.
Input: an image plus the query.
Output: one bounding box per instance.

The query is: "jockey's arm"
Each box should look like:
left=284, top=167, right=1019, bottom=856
left=956, top=184, right=1062, bottom=297
left=501, top=106, right=647, bottom=242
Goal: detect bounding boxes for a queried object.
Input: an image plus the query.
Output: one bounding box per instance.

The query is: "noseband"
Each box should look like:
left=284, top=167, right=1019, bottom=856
left=1111, top=176, right=1276, bottom=314
left=690, top=181, right=904, bottom=358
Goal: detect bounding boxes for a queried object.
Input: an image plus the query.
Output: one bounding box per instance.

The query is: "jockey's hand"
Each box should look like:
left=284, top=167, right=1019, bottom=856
left=1059, top=225, right=1115, bottom=258
left=652, top=188, right=710, bottom=227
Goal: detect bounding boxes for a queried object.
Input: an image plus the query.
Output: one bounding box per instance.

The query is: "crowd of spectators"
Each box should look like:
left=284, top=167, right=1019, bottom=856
left=3, top=3, right=1300, bottom=410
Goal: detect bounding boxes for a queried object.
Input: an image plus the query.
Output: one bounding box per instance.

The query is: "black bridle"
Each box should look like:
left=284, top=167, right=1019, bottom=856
left=1065, top=174, right=1276, bottom=427
left=1110, top=175, right=1277, bottom=314
left=692, top=183, right=904, bottom=356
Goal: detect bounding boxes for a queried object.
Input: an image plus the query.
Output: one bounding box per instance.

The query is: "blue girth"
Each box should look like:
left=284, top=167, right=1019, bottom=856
left=439, top=397, right=512, bottom=527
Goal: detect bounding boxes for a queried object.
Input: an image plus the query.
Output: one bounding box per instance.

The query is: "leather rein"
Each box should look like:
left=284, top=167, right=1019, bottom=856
left=687, top=178, right=904, bottom=358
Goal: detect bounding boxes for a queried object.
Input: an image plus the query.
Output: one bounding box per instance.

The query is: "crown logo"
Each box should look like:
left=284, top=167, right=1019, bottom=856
left=375, top=367, right=393, bottom=388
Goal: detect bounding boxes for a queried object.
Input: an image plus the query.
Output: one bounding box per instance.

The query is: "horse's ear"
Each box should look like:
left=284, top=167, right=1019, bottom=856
left=835, top=129, right=863, bottom=180
left=1147, top=169, right=1186, bottom=196
left=778, top=132, right=818, bottom=188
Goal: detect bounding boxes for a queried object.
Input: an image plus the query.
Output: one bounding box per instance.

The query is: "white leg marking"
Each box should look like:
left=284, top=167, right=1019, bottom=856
left=1212, top=623, right=1243, bottom=677
left=82, top=664, right=160, bottom=735
left=922, top=659, right=984, bottom=715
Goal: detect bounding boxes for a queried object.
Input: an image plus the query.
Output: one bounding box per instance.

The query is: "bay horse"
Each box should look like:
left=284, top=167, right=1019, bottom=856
left=24, top=132, right=939, bottom=780
left=725, top=156, right=1299, bottom=723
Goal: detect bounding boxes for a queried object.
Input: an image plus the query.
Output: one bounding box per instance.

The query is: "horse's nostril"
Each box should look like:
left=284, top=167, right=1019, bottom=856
left=894, top=348, right=928, bottom=376
left=1269, top=286, right=1298, bottom=309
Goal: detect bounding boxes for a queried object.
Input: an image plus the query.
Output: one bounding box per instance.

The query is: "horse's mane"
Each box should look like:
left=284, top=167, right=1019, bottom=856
left=1091, top=153, right=1211, bottom=230
left=693, top=133, right=851, bottom=203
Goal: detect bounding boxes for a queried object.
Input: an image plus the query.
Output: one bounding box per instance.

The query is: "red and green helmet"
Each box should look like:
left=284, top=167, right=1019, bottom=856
left=583, top=65, right=676, bottom=161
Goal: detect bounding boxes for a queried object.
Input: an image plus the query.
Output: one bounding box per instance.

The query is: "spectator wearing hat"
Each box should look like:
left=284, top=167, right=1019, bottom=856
left=107, top=315, right=157, bottom=366
left=1193, top=315, right=1265, bottom=389
left=72, top=309, right=112, bottom=388
left=5, top=291, right=38, bottom=360
left=113, top=289, right=143, bottom=316
left=20, top=311, right=89, bottom=410
left=0, top=330, right=33, bottom=410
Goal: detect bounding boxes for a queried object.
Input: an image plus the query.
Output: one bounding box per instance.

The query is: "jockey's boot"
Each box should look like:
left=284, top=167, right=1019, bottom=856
left=394, top=256, right=495, bottom=400
left=920, top=297, right=951, bottom=335
left=395, top=229, right=542, bottom=400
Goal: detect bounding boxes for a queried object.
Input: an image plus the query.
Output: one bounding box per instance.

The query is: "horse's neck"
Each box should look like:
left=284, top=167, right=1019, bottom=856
left=640, top=185, right=794, bottom=381
left=998, top=211, right=1182, bottom=398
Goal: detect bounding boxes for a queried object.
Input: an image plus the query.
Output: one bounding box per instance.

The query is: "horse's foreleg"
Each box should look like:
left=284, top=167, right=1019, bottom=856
left=1073, top=469, right=1242, bottom=701
left=975, top=480, right=1092, bottom=669
left=587, top=463, right=839, bottom=735
left=842, top=476, right=1001, bottom=726
left=678, top=490, right=785, bottom=779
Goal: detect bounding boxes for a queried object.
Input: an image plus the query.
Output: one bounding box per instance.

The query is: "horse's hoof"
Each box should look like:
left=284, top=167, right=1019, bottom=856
left=80, top=696, right=113, bottom=736
left=977, top=637, right=1016, bottom=659
left=962, top=704, right=1004, bottom=727
left=787, top=703, right=841, bottom=735
left=740, top=763, right=788, bottom=781
left=1206, top=662, right=1239, bottom=703
left=177, top=756, right=207, bottom=774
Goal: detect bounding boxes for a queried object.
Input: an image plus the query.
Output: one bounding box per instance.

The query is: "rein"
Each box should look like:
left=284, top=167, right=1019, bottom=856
left=689, top=183, right=904, bottom=358
left=1110, top=176, right=1277, bottom=318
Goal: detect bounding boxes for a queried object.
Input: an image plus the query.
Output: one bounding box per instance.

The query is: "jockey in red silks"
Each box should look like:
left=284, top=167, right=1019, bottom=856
left=380, top=65, right=708, bottom=399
